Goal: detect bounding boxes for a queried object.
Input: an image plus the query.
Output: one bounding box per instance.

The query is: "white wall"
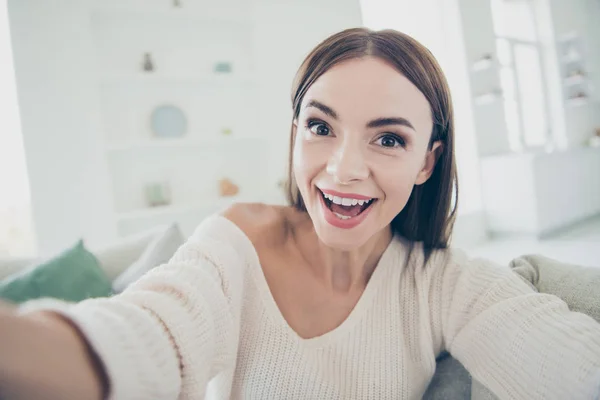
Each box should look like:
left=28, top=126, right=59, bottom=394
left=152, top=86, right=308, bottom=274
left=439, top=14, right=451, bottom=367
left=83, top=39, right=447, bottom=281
left=533, top=0, right=568, bottom=150
left=480, top=153, right=539, bottom=234
left=253, top=0, right=364, bottom=201
left=8, top=0, right=116, bottom=256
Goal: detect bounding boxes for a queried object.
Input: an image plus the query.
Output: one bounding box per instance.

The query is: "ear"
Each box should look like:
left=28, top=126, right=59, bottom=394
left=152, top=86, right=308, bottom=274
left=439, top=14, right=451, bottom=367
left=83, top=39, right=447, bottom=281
left=415, top=141, right=443, bottom=185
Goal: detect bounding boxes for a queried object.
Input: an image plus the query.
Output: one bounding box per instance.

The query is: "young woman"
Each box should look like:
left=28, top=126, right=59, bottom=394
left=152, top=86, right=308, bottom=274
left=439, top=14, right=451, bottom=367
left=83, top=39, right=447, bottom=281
left=1, top=28, right=599, bottom=400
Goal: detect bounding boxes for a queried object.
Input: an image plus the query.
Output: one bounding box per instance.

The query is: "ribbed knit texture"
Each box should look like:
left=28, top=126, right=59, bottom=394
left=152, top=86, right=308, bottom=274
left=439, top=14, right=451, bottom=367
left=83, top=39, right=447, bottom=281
left=21, top=215, right=600, bottom=399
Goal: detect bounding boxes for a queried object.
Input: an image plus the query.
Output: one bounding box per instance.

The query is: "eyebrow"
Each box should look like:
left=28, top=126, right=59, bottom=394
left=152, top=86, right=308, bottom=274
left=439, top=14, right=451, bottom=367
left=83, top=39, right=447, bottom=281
left=306, top=100, right=338, bottom=119
left=367, top=117, right=415, bottom=131
left=305, top=99, right=416, bottom=132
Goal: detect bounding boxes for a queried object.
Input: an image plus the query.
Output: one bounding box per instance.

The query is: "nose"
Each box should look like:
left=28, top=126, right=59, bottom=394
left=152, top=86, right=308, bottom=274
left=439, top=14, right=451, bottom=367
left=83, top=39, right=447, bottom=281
left=326, top=139, right=369, bottom=185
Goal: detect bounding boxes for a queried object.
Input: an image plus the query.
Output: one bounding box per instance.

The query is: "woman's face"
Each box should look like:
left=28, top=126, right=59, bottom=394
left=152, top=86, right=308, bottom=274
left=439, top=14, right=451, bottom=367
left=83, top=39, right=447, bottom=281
left=293, top=57, right=440, bottom=250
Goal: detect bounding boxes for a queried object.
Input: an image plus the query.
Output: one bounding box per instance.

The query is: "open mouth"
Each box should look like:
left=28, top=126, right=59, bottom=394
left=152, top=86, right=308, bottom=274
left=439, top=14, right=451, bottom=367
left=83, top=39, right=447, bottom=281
left=318, top=189, right=377, bottom=220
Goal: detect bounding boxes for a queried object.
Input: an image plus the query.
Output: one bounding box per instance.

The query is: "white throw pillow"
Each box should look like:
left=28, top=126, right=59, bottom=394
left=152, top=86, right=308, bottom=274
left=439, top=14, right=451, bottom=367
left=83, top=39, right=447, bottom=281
left=94, top=224, right=176, bottom=281
left=0, top=257, right=38, bottom=281
left=112, top=223, right=184, bottom=293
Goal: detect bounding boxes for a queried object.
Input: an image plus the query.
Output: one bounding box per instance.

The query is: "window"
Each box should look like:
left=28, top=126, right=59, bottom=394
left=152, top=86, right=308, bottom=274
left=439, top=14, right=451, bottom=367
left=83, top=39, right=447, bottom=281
left=491, top=0, right=549, bottom=151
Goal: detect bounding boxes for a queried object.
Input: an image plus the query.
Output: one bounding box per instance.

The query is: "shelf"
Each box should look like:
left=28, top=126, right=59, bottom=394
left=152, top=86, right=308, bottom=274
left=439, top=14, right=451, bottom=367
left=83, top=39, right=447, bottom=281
left=92, top=4, right=252, bottom=26
left=566, top=97, right=590, bottom=107
left=116, top=198, right=245, bottom=222
left=558, top=32, right=579, bottom=43
left=474, top=91, right=503, bottom=106
left=105, top=136, right=265, bottom=153
left=100, top=74, right=255, bottom=88
left=471, top=59, right=495, bottom=72
left=564, top=75, right=586, bottom=86
left=561, top=53, right=582, bottom=64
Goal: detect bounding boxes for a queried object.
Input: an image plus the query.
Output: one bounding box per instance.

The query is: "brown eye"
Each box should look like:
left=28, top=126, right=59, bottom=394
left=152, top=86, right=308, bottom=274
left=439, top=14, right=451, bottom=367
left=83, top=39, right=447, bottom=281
left=381, top=136, right=397, bottom=147
left=308, top=122, right=330, bottom=136
left=376, top=134, right=405, bottom=149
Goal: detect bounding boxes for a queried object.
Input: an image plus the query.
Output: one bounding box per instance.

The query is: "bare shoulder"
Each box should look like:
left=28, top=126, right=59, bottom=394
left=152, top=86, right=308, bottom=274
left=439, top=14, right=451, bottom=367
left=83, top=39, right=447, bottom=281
left=220, top=202, right=292, bottom=247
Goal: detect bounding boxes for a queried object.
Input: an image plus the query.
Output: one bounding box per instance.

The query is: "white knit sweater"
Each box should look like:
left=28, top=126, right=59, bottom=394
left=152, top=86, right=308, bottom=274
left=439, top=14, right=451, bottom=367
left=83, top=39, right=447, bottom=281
left=22, top=215, right=600, bottom=399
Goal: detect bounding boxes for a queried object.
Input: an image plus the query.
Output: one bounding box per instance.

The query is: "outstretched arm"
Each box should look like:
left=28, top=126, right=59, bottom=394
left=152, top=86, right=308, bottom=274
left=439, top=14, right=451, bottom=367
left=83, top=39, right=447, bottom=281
left=0, top=305, right=108, bottom=400
left=439, top=252, right=600, bottom=399
left=0, top=215, right=251, bottom=400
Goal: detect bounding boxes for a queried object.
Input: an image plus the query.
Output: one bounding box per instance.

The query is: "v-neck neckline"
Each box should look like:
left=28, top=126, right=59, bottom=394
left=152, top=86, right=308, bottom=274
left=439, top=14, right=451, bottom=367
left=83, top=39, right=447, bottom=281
left=246, top=230, right=399, bottom=348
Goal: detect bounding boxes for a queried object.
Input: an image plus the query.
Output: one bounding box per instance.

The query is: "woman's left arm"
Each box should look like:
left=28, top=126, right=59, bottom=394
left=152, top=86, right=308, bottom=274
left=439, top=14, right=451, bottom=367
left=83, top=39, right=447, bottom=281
left=439, top=251, right=600, bottom=399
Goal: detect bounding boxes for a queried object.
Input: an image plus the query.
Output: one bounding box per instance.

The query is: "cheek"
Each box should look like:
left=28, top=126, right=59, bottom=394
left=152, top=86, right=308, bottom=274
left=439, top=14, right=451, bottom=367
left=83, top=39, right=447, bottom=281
left=375, top=158, right=421, bottom=210
left=292, top=136, right=329, bottom=184
left=291, top=137, right=316, bottom=203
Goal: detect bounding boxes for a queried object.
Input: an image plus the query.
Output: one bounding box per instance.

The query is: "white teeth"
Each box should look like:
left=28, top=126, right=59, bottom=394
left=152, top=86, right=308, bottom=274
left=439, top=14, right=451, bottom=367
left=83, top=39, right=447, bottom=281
left=333, top=212, right=352, bottom=220
left=320, top=190, right=375, bottom=206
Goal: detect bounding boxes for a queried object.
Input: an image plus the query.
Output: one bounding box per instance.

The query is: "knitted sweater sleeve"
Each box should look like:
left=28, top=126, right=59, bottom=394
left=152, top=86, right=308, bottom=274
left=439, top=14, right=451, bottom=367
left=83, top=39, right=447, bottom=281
left=19, top=215, right=252, bottom=400
left=437, top=249, right=600, bottom=399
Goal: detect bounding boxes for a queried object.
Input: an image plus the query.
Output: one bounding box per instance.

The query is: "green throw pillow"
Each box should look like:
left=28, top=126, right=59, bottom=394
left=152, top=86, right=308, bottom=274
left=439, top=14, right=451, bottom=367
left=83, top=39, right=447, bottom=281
left=0, top=240, right=113, bottom=303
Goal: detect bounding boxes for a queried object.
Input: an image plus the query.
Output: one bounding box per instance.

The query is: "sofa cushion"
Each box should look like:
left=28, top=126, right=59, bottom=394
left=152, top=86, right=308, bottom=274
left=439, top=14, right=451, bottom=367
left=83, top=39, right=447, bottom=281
left=510, top=254, right=600, bottom=323
left=424, top=352, right=472, bottom=399
left=94, top=224, right=179, bottom=281
left=112, top=223, right=184, bottom=293
left=0, top=240, right=112, bottom=303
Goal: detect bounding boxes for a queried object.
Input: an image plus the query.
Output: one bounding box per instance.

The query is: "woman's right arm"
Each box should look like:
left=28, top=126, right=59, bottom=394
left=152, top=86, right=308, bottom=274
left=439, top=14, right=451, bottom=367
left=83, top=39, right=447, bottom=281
left=0, top=305, right=108, bottom=400
left=0, top=215, right=251, bottom=400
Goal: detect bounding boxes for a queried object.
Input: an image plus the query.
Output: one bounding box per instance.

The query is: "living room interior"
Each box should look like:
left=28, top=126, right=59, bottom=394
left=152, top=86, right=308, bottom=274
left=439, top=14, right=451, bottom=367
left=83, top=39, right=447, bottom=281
left=1, top=0, right=599, bottom=290
left=1, top=1, right=600, bottom=397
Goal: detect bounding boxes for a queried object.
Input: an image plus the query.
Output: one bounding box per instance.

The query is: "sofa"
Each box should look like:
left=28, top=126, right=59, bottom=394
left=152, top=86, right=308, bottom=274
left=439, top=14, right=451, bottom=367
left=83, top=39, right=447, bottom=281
left=1, top=228, right=599, bottom=399
left=0, top=223, right=185, bottom=298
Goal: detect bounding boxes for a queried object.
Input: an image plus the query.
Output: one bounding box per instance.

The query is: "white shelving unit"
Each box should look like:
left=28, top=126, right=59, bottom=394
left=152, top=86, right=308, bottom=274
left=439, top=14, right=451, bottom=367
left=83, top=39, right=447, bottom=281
left=115, top=195, right=252, bottom=236
left=558, top=33, right=594, bottom=108
left=90, top=0, right=270, bottom=237
left=92, top=0, right=252, bottom=24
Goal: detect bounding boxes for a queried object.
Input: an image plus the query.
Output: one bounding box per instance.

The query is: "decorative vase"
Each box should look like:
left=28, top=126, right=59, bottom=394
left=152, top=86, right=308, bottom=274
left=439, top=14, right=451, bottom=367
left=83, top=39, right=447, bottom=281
left=144, top=182, right=171, bottom=207
left=142, top=53, right=154, bottom=73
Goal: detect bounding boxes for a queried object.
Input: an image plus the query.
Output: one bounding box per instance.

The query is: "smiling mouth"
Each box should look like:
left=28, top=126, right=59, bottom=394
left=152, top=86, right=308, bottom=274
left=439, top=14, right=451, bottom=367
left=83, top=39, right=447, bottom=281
left=318, top=189, right=377, bottom=220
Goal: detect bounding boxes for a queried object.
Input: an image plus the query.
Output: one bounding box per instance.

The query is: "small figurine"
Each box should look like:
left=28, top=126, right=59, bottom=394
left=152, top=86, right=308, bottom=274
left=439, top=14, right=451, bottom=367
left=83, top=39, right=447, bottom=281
left=219, top=178, right=239, bottom=197
left=214, top=62, right=233, bottom=74
left=589, top=129, right=600, bottom=147
left=142, top=53, right=154, bottom=72
left=144, top=182, right=170, bottom=207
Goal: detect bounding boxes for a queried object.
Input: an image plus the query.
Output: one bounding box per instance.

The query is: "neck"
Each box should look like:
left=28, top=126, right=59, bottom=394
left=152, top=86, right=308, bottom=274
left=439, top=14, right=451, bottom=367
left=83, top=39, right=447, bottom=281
left=290, top=213, right=393, bottom=294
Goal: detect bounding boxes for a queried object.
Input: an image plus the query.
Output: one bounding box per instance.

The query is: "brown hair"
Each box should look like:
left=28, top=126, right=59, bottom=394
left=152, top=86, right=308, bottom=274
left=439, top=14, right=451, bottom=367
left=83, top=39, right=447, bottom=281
left=285, top=27, right=458, bottom=250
